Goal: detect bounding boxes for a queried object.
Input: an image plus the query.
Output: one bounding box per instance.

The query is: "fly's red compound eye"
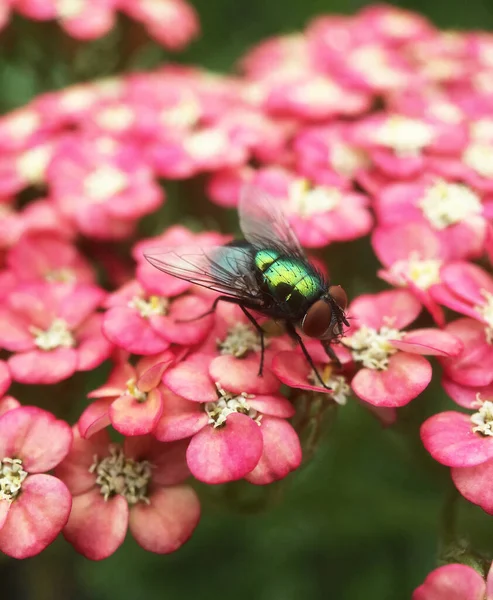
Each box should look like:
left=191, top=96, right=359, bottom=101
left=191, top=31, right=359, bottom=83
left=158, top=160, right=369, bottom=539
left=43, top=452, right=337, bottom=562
left=328, top=285, right=348, bottom=310
left=301, top=299, right=333, bottom=339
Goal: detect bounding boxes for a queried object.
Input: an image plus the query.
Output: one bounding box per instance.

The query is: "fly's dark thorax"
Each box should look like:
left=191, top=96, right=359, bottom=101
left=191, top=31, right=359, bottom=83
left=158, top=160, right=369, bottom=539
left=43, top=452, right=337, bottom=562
left=254, top=249, right=324, bottom=317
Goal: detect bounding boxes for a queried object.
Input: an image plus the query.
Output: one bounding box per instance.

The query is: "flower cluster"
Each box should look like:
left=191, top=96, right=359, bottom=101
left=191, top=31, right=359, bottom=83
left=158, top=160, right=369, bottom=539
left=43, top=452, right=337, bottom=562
left=0, top=5, right=492, bottom=589
left=0, top=0, right=199, bottom=48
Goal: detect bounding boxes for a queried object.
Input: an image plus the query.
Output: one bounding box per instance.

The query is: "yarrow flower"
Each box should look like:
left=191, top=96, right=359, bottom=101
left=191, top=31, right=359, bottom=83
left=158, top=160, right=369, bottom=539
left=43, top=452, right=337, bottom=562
left=155, top=353, right=302, bottom=484
left=341, top=290, right=463, bottom=407
left=0, top=282, right=112, bottom=384
left=0, top=407, right=72, bottom=558
left=55, top=430, right=200, bottom=560
left=413, top=562, right=493, bottom=600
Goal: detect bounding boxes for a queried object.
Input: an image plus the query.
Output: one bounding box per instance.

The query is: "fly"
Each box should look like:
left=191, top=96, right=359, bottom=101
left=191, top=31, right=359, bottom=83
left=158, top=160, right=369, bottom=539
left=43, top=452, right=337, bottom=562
left=144, top=185, right=349, bottom=390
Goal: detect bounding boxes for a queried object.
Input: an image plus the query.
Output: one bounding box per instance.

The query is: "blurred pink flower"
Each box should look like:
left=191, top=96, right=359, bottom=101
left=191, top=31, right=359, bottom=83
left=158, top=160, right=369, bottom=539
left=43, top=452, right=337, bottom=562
left=6, top=232, right=95, bottom=284
left=413, top=563, right=493, bottom=600
left=156, top=353, right=301, bottom=484
left=120, top=0, right=200, bottom=50
left=0, top=282, right=112, bottom=384
left=0, top=395, right=20, bottom=416
left=251, top=166, right=373, bottom=248
left=55, top=430, right=200, bottom=560
left=48, top=134, right=164, bottom=240
left=374, top=178, right=487, bottom=260
left=0, top=406, right=72, bottom=558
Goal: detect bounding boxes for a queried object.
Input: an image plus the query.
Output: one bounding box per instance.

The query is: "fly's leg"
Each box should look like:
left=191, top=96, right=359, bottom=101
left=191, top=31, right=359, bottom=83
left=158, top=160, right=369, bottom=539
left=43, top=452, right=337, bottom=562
left=176, top=296, right=266, bottom=378
left=322, top=340, right=342, bottom=368
left=285, top=323, right=332, bottom=391
left=176, top=295, right=238, bottom=323
left=238, top=305, right=265, bottom=377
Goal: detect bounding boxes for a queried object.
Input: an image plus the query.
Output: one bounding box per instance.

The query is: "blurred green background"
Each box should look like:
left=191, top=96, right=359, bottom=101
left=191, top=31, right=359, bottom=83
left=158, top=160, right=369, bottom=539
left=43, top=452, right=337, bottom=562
left=2, top=1, right=493, bottom=599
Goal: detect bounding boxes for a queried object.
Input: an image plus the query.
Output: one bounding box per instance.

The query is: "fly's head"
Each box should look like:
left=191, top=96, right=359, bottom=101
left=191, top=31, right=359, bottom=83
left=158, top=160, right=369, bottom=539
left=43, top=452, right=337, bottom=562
left=300, top=285, right=349, bottom=342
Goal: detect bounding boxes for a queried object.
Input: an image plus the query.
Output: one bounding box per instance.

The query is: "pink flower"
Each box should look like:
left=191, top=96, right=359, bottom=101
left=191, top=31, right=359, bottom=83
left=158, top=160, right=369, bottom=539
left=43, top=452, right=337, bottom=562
left=0, top=106, right=45, bottom=152
left=0, top=0, right=11, bottom=32
left=272, top=337, right=352, bottom=403
left=439, top=319, right=493, bottom=387
left=374, top=178, right=487, bottom=260
left=48, top=134, right=164, bottom=240
left=431, top=262, right=493, bottom=335
left=258, top=72, right=372, bottom=122
left=0, top=282, right=112, bottom=384
left=155, top=353, right=301, bottom=485
left=413, top=563, right=493, bottom=600
left=55, top=430, right=200, bottom=560
left=80, top=351, right=175, bottom=437
left=293, top=124, right=370, bottom=188
left=56, top=0, right=117, bottom=40
left=350, top=113, right=466, bottom=178
left=147, top=124, right=248, bottom=179
left=0, top=406, right=72, bottom=558
left=421, top=379, right=493, bottom=468
left=102, top=280, right=213, bottom=355
left=120, top=0, right=200, bottom=50
left=341, top=290, right=463, bottom=407
left=372, top=222, right=448, bottom=326
left=6, top=232, right=95, bottom=284
left=0, top=395, right=20, bottom=416
left=250, top=166, right=373, bottom=248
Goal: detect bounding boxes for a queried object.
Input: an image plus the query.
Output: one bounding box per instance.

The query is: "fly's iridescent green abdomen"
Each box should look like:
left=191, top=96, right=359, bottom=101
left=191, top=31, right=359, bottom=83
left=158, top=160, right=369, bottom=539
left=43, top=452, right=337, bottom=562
left=254, top=249, right=324, bottom=315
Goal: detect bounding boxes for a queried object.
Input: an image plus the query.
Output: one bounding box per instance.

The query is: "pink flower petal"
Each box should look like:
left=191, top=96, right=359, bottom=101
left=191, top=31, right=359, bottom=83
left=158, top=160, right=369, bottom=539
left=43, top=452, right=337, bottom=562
left=76, top=314, right=113, bottom=370
left=55, top=428, right=111, bottom=495
left=186, top=413, right=263, bottom=484
left=412, top=563, right=485, bottom=600
left=348, top=289, right=422, bottom=331
left=110, top=388, right=163, bottom=436
left=0, top=308, right=35, bottom=351
left=153, top=389, right=208, bottom=442
left=395, top=329, right=463, bottom=357
left=129, top=485, right=200, bottom=554
left=0, top=360, right=11, bottom=397
left=103, top=307, right=170, bottom=355
left=124, top=437, right=191, bottom=486
left=421, top=412, right=493, bottom=467
left=248, top=394, right=296, bottom=418
left=63, top=490, right=128, bottom=561
left=8, top=348, right=77, bottom=384
left=210, top=354, right=280, bottom=395
left=88, top=362, right=135, bottom=398
left=452, top=459, right=493, bottom=515
left=78, top=398, right=112, bottom=439
left=352, top=353, right=432, bottom=407
left=442, top=262, right=493, bottom=306
left=150, top=295, right=214, bottom=346
left=441, top=319, right=493, bottom=387
left=271, top=350, right=332, bottom=394
left=163, top=354, right=217, bottom=403
left=0, top=474, right=71, bottom=559
left=0, top=395, right=20, bottom=416
left=245, top=417, right=302, bottom=485
left=442, top=378, right=493, bottom=409
left=0, top=499, right=10, bottom=530
left=0, top=406, right=72, bottom=471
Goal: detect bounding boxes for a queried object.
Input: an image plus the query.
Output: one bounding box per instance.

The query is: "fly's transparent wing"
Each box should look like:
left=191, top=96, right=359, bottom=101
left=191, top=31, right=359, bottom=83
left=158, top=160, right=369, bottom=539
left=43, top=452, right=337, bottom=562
left=144, top=245, right=262, bottom=301
left=238, top=184, right=305, bottom=259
